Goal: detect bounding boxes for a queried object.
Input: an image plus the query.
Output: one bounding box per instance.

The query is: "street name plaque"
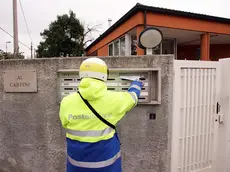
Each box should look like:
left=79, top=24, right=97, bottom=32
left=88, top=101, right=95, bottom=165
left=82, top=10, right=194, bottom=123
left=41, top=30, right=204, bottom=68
left=3, top=70, right=37, bottom=92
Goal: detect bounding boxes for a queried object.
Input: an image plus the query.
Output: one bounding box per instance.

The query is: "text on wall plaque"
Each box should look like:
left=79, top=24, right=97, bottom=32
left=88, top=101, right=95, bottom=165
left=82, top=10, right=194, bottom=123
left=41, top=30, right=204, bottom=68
left=3, top=70, right=37, bottom=92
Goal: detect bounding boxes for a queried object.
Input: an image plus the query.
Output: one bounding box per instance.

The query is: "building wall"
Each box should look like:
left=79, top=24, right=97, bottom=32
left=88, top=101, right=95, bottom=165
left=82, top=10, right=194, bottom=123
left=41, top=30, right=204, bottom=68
left=0, top=55, right=173, bottom=172
left=90, top=43, right=230, bottom=60
left=177, top=44, right=230, bottom=60
left=210, top=44, right=230, bottom=60
left=87, top=45, right=108, bottom=56
left=177, top=45, right=199, bottom=60
left=97, top=45, right=108, bottom=56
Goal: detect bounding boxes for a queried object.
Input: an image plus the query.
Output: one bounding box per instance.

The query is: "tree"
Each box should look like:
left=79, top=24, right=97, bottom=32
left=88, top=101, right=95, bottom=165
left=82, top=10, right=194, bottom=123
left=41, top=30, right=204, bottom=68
left=36, top=10, right=100, bottom=58
left=81, top=23, right=101, bottom=48
left=0, top=49, right=24, bottom=60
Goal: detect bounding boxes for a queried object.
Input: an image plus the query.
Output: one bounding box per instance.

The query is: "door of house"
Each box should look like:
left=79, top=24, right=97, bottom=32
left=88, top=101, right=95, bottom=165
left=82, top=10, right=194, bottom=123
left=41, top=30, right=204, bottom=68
left=171, top=60, right=220, bottom=172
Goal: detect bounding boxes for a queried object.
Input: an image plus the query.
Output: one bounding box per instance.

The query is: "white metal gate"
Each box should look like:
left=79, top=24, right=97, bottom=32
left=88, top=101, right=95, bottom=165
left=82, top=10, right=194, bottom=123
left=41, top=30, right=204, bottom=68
left=171, top=60, right=220, bottom=172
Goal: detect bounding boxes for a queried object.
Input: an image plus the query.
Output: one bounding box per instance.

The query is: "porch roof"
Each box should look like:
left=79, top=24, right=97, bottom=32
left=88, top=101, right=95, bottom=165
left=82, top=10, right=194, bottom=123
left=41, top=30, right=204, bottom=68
left=154, top=27, right=230, bottom=45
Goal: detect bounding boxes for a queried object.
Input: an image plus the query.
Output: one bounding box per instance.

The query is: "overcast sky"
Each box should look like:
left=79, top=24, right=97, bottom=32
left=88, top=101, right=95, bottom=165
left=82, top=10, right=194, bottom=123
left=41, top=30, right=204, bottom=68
left=0, top=0, right=229, bottom=58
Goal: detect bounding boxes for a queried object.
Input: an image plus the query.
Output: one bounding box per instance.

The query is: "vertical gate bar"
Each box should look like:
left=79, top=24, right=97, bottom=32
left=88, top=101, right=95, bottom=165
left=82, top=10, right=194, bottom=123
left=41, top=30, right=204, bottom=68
left=198, top=69, right=203, bottom=168
left=179, top=69, right=184, bottom=172
left=188, top=68, right=192, bottom=171
left=214, top=69, right=217, bottom=163
left=189, top=69, right=195, bottom=171
left=206, top=69, right=212, bottom=166
left=204, top=69, right=209, bottom=166
left=212, top=68, right=217, bottom=164
left=190, top=69, right=196, bottom=170
left=196, top=68, right=201, bottom=169
left=181, top=69, right=187, bottom=172
left=193, top=69, right=199, bottom=170
left=188, top=68, right=191, bottom=171
left=203, top=69, right=207, bottom=167
left=209, top=69, right=215, bottom=165
left=184, top=69, right=188, bottom=171
left=201, top=69, right=207, bottom=167
left=185, top=68, right=191, bottom=171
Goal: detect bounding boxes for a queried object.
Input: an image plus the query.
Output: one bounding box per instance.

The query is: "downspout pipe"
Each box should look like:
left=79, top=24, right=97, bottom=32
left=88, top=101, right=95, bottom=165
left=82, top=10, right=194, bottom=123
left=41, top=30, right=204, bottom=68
left=143, top=10, right=147, bottom=54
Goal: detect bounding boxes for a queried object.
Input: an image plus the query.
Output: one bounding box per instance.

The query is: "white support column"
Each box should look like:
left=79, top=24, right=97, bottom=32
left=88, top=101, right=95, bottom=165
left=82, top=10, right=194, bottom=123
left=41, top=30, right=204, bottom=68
left=125, top=34, right=131, bottom=56
left=146, top=48, right=152, bottom=55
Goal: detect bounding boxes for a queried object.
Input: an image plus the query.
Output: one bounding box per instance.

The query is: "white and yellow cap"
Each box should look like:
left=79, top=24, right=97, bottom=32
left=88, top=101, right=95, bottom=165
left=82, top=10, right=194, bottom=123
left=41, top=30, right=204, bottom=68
left=79, top=57, right=108, bottom=81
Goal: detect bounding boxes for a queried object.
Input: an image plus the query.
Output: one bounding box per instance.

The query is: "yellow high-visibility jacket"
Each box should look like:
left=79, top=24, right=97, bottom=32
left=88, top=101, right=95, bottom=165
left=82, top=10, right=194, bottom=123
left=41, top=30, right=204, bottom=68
left=59, top=78, right=137, bottom=143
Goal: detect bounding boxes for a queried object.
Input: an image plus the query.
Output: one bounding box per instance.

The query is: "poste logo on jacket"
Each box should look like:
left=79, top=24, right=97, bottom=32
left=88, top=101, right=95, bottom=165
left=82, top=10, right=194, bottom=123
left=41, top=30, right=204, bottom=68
left=68, top=114, right=112, bottom=120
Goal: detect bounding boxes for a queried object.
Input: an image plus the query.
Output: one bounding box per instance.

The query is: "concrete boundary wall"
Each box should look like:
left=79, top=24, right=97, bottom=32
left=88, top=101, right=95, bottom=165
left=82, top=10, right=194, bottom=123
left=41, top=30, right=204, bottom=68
left=0, top=55, right=173, bottom=172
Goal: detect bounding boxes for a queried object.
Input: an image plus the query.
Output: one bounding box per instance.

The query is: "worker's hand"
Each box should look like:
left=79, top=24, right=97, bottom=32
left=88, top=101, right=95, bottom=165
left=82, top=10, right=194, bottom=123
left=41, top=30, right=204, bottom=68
left=128, top=80, right=144, bottom=98
left=130, top=80, right=144, bottom=89
left=136, top=79, right=144, bottom=88
left=139, top=80, right=145, bottom=87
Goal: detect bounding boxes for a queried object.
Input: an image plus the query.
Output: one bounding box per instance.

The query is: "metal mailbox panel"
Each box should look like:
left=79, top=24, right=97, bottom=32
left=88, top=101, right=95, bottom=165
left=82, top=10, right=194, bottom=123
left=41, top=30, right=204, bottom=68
left=58, top=68, right=161, bottom=104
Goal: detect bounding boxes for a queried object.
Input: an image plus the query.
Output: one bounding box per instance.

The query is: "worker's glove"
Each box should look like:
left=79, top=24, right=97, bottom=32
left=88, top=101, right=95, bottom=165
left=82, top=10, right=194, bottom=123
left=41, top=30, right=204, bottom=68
left=128, top=80, right=144, bottom=98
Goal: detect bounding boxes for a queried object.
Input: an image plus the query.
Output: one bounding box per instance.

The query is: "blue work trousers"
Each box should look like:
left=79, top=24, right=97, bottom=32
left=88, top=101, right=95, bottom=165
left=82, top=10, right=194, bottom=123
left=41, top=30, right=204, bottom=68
left=66, top=133, right=122, bottom=172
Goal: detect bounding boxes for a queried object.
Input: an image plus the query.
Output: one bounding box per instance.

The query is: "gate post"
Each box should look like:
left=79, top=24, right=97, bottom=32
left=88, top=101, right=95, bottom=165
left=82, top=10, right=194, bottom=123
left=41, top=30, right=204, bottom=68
left=215, top=58, right=230, bottom=172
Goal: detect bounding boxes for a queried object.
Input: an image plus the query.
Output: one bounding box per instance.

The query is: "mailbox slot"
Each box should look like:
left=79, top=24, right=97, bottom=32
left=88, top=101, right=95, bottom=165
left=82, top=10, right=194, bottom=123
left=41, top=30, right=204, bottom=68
left=57, top=68, right=161, bottom=104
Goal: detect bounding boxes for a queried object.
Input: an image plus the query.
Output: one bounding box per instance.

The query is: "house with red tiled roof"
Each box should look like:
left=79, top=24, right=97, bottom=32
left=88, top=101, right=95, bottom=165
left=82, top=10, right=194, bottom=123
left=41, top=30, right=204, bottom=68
left=85, top=3, right=230, bottom=61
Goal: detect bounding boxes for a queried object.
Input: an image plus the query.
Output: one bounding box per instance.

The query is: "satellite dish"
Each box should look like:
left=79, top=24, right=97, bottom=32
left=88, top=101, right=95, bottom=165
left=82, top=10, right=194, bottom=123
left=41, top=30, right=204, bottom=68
left=138, top=27, right=163, bottom=49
